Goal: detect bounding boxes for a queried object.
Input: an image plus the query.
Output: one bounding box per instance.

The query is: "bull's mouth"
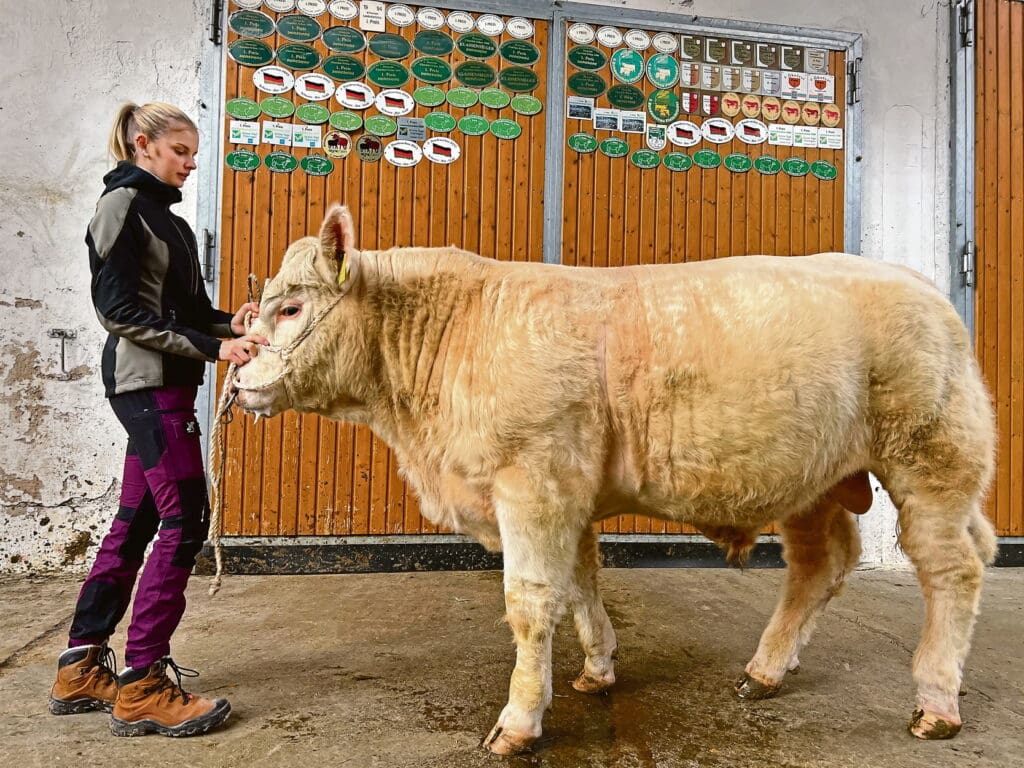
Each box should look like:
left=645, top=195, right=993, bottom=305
left=234, top=384, right=278, bottom=418
left=233, top=360, right=290, bottom=418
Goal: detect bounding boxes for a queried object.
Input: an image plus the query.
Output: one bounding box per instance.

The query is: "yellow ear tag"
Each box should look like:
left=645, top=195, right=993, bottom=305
left=337, top=258, right=349, bottom=286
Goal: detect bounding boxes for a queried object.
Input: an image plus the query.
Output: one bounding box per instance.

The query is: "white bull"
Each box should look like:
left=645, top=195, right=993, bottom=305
left=235, top=205, right=996, bottom=753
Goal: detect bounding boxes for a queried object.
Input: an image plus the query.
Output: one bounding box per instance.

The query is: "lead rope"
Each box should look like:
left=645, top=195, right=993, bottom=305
left=207, top=274, right=261, bottom=596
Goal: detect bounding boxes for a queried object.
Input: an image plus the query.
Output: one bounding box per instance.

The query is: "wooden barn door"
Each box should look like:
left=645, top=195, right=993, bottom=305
left=559, top=19, right=849, bottom=535
left=216, top=5, right=549, bottom=537
left=975, top=0, right=1024, bottom=536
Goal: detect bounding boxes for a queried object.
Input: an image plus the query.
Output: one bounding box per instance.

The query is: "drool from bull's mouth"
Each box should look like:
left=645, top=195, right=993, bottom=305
left=231, top=203, right=996, bottom=753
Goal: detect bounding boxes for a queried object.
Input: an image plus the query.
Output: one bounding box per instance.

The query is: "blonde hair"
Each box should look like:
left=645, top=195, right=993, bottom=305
left=108, top=102, right=197, bottom=163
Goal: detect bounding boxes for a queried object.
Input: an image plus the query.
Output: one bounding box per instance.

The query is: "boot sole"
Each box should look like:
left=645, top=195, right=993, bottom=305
left=110, top=700, right=231, bottom=737
left=49, top=696, right=114, bottom=715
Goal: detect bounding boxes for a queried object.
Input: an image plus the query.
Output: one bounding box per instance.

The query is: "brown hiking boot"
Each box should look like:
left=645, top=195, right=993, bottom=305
left=110, top=657, right=231, bottom=737
left=49, top=644, right=119, bottom=715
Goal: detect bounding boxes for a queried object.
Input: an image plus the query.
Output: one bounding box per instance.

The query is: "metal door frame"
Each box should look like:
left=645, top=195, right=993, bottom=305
left=950, top=0, right=976, bottom=337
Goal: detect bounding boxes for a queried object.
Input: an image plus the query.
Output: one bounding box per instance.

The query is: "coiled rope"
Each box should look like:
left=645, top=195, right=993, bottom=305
left=207, top=275, right=261, bottom=596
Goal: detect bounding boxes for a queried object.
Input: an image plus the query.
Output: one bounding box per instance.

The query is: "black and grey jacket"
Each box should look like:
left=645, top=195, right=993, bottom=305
left=87, top=161, right=235, bottom=396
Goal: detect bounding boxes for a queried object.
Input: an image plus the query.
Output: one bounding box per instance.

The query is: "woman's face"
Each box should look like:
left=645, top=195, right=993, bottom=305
left=135, top=125, right=199, bottom=188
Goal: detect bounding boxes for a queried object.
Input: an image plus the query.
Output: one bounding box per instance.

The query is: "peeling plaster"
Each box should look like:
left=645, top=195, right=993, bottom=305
left=1, top=0, right=207, bottom=572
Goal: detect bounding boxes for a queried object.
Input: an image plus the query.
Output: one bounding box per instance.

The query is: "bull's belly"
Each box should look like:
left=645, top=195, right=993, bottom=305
left=593, top=485, right=812, bottom=529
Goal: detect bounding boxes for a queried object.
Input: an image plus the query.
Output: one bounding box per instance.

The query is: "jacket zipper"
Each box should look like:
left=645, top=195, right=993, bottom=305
left=169, top=216, right=201, bottom=295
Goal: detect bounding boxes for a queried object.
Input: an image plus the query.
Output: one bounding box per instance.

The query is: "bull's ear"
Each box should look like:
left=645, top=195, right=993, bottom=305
left=319, top=204, right=358, bottom=288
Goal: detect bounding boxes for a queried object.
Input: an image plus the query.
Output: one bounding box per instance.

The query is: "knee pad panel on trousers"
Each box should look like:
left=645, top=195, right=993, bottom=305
left=115, top=503, right=160, bottom=562
left=167, top=477, right=211, bottom=569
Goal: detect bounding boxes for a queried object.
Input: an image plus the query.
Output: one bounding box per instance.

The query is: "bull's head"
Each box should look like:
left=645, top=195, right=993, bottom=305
left=234, top=204, right=370, bottom=420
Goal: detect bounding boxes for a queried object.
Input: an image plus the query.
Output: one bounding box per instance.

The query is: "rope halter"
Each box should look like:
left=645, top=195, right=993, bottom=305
left=232, top=291, right=345, bottom=394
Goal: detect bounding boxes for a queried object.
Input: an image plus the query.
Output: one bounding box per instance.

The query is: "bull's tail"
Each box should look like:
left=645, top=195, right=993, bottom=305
left=968, top=504, right=998, bottom=566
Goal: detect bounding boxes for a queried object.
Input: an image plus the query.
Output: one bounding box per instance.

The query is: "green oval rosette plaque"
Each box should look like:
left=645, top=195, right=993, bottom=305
left=568, top=132, right=598, bottom=153
left=810, top=160, right=838, bottom=181
left=458, top=115, right=490, bottom=136
left=296, top=102, right=331, bottom=124
left=663, top=152, right=692, bottom=172
left=226, top=148, right=261, bottom=171
left=226, top=97, right=261, bottom=120
left=783, top=157, right=810, bottom=177
left=411, top=57, right=452, bottom=84
left=599, top=137, right=629, bottom=158
left=229, top=39, right=274, bottom=67
left=424, top=111, right=457, bottom=132
left=265, top=151, right=298, bottom=173
left=329, top=111, right=363, bottom=131
left=368, top=33, right=412, bottom=59
left=510, top=94, right=542, bottom=116
left=300, top=154, right=335, bottom=176
left=322, top=54, right=364, bottom=81
left=693, top=149, right=722, bottom=169
left=413, top=86, right=446, bottom=107
left=753, top=155, right=781, bottom=175
left=489, top=118, right=522, bottom=140
left=724, top=153, right=753, bottom=173
left=479, top=89, right=511, bottom=109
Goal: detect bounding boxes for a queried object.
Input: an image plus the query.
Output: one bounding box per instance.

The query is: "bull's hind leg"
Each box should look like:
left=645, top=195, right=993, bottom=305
left=895, top=490, right=991, bottom=739
left=483, top=467, right=588, bottom=755
left=570, top=526, right=617, bottom=694
left=735, top=498, right=861, bottom=700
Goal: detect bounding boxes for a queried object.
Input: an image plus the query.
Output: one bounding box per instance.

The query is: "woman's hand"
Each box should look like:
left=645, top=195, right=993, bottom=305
left=230, top=301, right=260, bottom=336
left=219, top=333, right=268, bottom=365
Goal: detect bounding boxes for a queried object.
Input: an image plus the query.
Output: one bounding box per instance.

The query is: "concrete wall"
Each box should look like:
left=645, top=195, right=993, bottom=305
left=0, top=0, right=954, bottom=571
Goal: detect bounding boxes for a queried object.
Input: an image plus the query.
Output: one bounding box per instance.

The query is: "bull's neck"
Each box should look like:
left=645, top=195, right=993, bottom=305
left=358, top=247, right=490, bottom=440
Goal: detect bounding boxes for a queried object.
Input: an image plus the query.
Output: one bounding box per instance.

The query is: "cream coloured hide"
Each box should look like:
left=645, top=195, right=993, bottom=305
left=235, top=204, right=996, bottom=753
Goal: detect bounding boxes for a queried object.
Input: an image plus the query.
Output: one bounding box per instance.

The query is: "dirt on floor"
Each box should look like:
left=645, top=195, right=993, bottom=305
left=1, top=567, right=1022, bottom=768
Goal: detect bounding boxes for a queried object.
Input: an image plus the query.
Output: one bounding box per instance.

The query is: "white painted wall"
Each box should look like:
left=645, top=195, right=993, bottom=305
left=0, top=0, right=953, bottom=571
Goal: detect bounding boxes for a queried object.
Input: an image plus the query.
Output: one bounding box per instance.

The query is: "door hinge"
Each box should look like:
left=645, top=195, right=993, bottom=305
left=202, top=228, right=216, bottom=283
left=962, top=240, right=975, bottom=287
left=846, top=57, right=862, bottom=105
left=958, top=0, right=975, bottom=48
left=209, top=0, right=224, bottom=45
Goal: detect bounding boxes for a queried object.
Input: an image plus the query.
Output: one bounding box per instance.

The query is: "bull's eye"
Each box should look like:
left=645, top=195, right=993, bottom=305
left=281, top=305, right=301, bottom=318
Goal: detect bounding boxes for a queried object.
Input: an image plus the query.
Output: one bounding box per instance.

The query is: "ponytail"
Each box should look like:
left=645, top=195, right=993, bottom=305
left=107, top=102, right=197, bottom=164
left=108, top=103, right=139, bottom=162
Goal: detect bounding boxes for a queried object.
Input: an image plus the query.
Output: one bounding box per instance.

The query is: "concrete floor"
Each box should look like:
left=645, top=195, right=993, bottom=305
left=1, top=567, right=1022, bottom=768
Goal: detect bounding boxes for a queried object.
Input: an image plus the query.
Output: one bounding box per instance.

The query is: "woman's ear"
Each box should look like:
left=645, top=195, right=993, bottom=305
left=133, top=132, right=149, bottom=159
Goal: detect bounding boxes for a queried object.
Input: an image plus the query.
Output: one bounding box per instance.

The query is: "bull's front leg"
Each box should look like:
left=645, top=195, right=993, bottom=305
left=483, top=468, right=587, bottom=755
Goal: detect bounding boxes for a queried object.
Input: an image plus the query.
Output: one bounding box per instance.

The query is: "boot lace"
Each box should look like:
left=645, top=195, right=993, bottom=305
left=96, top=645, right=118, bottom=684
left=145, top=657, right=200, bottom=704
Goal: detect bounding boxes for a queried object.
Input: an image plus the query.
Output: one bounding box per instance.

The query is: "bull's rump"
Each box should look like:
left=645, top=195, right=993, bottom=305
left=571, top=252, right=971, bottom=524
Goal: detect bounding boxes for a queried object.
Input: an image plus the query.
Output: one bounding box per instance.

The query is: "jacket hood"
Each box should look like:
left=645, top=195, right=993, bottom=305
left=102, top=161, right=182, bottom=205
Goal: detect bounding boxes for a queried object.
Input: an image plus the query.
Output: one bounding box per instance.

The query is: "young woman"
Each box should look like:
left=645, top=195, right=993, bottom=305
left=49, top=102, right=264, bottom=737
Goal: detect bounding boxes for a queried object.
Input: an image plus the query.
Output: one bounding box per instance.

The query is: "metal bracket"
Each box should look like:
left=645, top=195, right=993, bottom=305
left=846, top=57, right=862, bottom=105
left=962, top=240, right=976, bottom=287
left=47, top=328, right=77, bottom=381
left=202, top=228, right=216, bottom=283
left=958, top=0, right=974, bottom=48
left=209, top=0, right=224, bottom=45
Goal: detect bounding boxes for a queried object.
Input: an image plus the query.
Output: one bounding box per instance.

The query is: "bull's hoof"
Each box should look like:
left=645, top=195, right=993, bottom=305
left=909, top=708, right=962, bottom=740
left=734, top=672, right=782, bottom=701
left=483, top=725, right=535, bottom=755
left=572, top=670, right=615, bottom=694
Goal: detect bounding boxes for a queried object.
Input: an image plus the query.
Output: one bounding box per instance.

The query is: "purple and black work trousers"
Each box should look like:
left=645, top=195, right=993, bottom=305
left=68, top=385, right=209, bottom=668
